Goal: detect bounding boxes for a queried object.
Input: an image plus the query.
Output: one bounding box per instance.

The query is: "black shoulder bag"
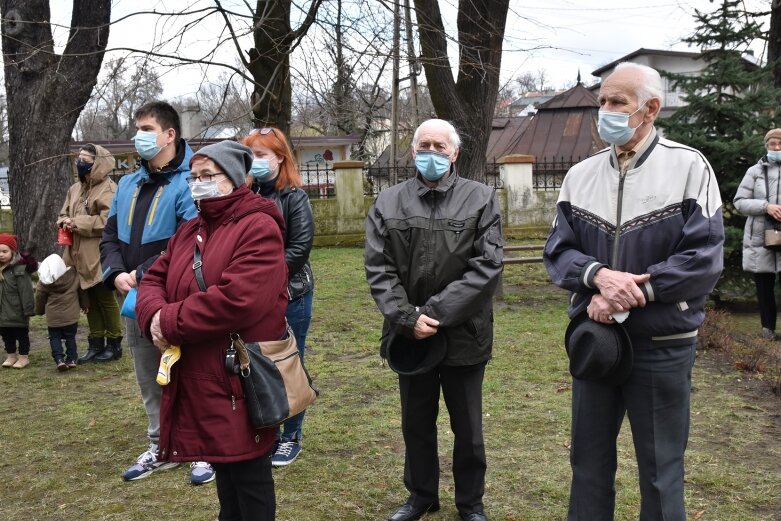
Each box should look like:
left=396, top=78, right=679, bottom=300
left=193, top=244, right=318, bottom=428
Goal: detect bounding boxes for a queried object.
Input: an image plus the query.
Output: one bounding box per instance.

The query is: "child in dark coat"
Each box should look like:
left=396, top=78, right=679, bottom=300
left=35, top=254, right=88, bottom=370
left=0, top=234, right=36, bottom=368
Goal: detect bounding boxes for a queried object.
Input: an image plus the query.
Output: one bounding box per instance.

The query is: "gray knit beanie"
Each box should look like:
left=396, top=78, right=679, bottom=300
left=190, top=140, right=253, bottom=188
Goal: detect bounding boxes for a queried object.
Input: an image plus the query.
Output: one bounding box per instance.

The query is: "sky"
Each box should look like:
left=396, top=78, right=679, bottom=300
left=49, top=0, right=772, bottom=100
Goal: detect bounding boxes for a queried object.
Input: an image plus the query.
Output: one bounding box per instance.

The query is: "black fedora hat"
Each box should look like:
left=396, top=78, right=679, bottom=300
left=386, top=330, right=446, bottom=376
left=564, top=314, right=633, bottom=385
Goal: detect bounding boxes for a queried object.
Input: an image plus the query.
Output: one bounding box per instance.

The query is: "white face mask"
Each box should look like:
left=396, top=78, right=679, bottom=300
left=189, top=180, right=223, bottom=201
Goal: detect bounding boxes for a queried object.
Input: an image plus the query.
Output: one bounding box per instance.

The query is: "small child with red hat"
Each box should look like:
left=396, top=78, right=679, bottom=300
left=0, top=234, right=36, bottom=369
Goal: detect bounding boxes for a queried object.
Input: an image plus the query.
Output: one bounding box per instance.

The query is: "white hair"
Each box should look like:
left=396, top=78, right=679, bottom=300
left=613, top=62, right=664, bottom=108
left=412, top=119, right=462, bottom=149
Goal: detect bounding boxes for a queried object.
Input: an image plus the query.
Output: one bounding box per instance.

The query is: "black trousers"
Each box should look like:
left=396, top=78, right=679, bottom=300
left=568, top=341, right=696, bottom=521
left=212, top=452, right=275, bottom=521
left=754, top=273, right=779, bottom=330
left=0, top=326, right=30, bottom=355
left=398, top=362, right=487, bottom=515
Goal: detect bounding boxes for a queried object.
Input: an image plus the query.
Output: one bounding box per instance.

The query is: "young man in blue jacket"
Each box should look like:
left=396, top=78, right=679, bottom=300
left=544, top=63, right=724, bottom=520
left=100, top=101, right=213, bottom=484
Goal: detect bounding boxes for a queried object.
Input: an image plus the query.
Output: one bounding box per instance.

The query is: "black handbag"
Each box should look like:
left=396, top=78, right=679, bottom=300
left=762, top=166, right=781, bottom=251
left=194, top=244, right=319, bottom=428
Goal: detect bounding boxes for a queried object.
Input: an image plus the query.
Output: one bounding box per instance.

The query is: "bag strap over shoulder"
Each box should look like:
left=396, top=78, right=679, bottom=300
left=193, top=244, right=207, bottom=292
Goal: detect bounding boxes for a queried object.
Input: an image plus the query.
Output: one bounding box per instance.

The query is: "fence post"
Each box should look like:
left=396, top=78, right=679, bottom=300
left=498, top=154, right=535, bottom=228
left=332, top=160, right=366, bottom=234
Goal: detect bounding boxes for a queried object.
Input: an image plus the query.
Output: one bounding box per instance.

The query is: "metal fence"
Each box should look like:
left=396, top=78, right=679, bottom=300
left=532, top=157, right=580, bottom=191
left=299, top=163, right=335, bottom=199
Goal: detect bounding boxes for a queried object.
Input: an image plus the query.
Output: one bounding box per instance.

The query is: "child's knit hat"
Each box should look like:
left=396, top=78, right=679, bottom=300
left=0, top=234, right=18, bottom=251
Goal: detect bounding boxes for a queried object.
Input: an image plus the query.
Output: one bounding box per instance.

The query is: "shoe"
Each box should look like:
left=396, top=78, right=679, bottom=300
left=95, top=336, right=122, bottom=362
left=2, top=353, right=18, bottom=368
left=189, top=461, right=216, bottom=485
left=78, top=337, right=105, bottom=364
left=271, top=440, right=302, bottom=467
left=56, top=358, right=67, bottom=372
left=460, top=512, right=488, bottom=521
left=157, top=345, right=181, bottom=385
left=761, top=327, right=778, bottom=341
left=12, top=355, right=29, bottom=369
left=387, top=500, right=440, bottom=521
left=66, top=359, right=77, bottom=369
left=122, top=445, right=180, bottom=481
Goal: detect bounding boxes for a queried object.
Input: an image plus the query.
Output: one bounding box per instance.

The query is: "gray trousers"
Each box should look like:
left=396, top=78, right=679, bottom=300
left=125, top=316, right=161, bottom=446
left=568, top=340, right=696, bottom=521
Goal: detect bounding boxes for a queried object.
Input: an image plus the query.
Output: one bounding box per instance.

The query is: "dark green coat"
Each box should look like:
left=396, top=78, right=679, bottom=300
left=0, top=262, right=35, bottom=327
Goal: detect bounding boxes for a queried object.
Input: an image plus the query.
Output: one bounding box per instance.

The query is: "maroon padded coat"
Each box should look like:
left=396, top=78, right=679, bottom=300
left=136, top=185, right=288, bottom=464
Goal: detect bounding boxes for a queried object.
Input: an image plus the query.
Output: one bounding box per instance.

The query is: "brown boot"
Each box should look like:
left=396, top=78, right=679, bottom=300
left=12, top=355, right=29, bottom=369
left=2, top=353, right=17, bottom=368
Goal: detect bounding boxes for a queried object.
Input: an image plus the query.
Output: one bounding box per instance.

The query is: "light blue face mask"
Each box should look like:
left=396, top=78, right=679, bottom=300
left=415, top=150, right=451, bottom=182
left=133, top=130, right=163, bottom=160
left=597, top=103, right=646, bottom=146
left=250, top=158, right=272, bottom=179
left=768, top=150, right=781, bottom=163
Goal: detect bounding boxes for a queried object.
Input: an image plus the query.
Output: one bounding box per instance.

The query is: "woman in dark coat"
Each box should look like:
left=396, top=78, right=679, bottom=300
left=241, top=127, right=315, bottom=467
left=136, top=140, right=288, bottom=520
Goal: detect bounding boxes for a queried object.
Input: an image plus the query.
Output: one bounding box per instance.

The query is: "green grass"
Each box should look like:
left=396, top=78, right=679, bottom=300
left=0, top=247, right=779, bottom=520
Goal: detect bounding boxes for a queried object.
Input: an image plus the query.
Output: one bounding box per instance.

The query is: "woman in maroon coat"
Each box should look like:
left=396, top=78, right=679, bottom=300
left=136, top=140, right=288, bottom=521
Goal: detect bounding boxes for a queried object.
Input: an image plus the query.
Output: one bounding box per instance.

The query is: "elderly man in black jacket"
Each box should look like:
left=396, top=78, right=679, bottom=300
left=365, top=118, right=504, bottom=521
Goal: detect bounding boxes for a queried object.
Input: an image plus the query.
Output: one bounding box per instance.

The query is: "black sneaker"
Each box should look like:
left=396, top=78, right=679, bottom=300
left=56, top=359, right=67, bottom=372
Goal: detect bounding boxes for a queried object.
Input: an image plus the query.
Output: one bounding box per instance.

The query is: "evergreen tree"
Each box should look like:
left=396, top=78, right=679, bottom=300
left=658, top=0, right=781, bottom=289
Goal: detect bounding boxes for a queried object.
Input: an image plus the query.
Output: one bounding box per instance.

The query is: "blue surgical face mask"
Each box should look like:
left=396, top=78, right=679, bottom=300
left=768, top=150, right=781, bottom=163
left=250, top=158, right=272, bottom=180
left=415, top=150, right=451, bottom=182
left=133, top=130, right=163, bottom=160
left=597, top=103, right=646, bottom=146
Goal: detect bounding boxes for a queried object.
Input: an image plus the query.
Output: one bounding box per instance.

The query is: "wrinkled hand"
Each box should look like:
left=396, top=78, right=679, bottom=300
left=593, top=268, right=650, bottom=311
left=414, top=313, right=440, bottom=340
left=114, top=272, right=137, bottom=294
left=150, top=310, right=170, bottom=352
left=768, top=203, right=781, bottom=221
left=587, top=294, right=624, bottom=324
left=61, top=218, right=73, bottom=230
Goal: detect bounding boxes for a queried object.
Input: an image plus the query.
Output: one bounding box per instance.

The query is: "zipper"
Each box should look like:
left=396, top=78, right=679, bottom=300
left=425, top=191, right=437, bottom=299
left=127, top=186, right=139, bottom=226
left=611, top=166, right=628, bottom=268
left=231, top=395, right=236, bottom=411
left=147, top=186, right=165, bottom=225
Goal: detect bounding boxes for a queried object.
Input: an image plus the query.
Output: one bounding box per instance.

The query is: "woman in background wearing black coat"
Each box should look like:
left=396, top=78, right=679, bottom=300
left=242, top=127, right=315, bottom=467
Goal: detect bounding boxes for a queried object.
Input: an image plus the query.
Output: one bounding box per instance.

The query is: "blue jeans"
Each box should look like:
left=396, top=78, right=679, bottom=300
left=279, top=290, right=313, bottom=443
left=49, top=323, right=78, bottom=362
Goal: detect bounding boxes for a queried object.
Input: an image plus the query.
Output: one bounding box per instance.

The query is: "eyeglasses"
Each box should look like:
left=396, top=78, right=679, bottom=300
left=187, top=172, right=226, bottom=185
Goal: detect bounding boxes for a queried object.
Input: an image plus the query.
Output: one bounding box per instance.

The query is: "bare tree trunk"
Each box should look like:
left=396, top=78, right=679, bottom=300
left=0, top=0, right=110, bottom=258
left=248, top=0, right=322, bottom=134
left=770, top=1, right=781, bottom=90
left=413, top=0, right=509, bottom=182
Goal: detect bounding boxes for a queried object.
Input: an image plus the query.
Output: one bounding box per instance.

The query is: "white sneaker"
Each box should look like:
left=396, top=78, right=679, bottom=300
left=190, top=461, right=216, bottom=485
left=122, top=444, right=180, bottom=481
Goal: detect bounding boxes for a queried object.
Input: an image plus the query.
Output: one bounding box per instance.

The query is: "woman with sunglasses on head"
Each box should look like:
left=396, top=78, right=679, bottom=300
left=241, top=127, right=315, bottom=467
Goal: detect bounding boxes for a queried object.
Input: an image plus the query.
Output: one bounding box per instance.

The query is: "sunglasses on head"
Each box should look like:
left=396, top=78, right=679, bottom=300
left=249, top=127, right=279, bottom=137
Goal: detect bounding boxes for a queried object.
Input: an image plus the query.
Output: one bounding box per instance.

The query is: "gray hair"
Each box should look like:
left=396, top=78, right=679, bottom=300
left=613, top=62, right=664, bottom=108
left=412, top=119, right=462, bottom=150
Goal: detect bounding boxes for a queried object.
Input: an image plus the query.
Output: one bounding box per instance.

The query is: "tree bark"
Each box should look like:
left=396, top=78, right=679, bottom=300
left=248, top=0, right=322, bottom=134
left=413, top=0, right=509, bottom=182
left=770, top=1, right=781, bottom=90
left=0, top=0, right=110, bottom=258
